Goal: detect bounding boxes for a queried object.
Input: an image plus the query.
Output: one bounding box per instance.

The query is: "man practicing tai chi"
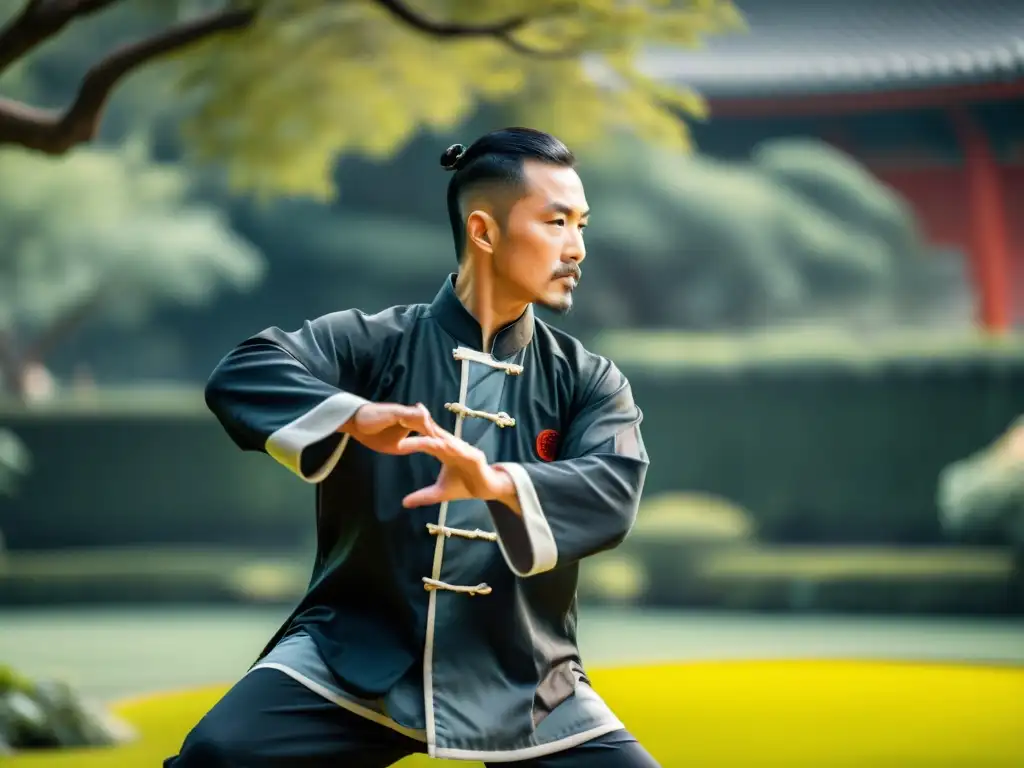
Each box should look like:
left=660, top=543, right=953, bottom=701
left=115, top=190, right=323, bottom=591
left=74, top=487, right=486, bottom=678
left=166, top=128, right=656, bottom=767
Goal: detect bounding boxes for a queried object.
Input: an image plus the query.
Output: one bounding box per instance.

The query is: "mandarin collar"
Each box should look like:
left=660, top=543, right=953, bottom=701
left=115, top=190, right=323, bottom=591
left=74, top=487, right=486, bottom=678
left=426, top=274, right=534, bottom=361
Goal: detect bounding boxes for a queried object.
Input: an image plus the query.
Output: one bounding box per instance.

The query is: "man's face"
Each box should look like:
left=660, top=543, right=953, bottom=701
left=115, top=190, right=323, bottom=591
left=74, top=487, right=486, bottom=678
left=492, top=160, right=588, bottom=314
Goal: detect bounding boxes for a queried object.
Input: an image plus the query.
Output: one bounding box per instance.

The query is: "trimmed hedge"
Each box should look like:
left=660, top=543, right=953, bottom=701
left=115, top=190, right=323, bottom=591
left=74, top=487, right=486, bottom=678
left=2, top=333, right=1023, bottom=549
left=604, top=331, right=1024, bottom=544
left=0, top=390, right=309, bottom=550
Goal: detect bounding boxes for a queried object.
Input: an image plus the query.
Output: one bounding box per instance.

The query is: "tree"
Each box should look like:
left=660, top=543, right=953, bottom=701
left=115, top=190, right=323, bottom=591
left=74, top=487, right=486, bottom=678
left=0, top=0, right=743, bottom=198
left=220, top=133, right=928, bottom=338
left=564, top=136, right=925, bottom=330
left=0, top=1, right=188, bottom=149
left=0, top=139, right=264, bottom=399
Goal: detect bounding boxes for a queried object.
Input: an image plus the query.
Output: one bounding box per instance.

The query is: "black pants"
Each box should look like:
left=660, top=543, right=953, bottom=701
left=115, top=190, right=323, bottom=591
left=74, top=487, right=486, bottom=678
left=165, top=668, right=659, bottom=767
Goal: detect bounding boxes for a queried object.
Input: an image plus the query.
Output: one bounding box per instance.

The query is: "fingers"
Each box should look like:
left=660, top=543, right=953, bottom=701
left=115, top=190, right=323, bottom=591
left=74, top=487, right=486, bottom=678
left=393, top=435, right=466, bottom=462
left=394, top=402, right=439, bottom=436
left=393, top=436, right=445, bottom=458
left=403, top=484, right=445, bottom=508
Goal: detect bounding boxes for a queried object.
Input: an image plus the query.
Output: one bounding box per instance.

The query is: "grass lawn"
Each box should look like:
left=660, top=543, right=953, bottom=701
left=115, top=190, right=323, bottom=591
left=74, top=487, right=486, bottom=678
left=9, top=660, right=1023, bottom=767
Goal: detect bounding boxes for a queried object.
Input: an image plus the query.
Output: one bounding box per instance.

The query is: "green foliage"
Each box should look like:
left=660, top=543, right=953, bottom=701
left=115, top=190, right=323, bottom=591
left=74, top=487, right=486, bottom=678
left=0, top=139, right=264, bottom=341
left=688, top=545, right=1017, bottom=613
left=0, top=667, right=135, bottom=753
left=172, top=0, right=744, bottom=198
left=0, top=666, right=33, bottom=696
left=567, top=135, right=924, bottom=329
left=1, top=1, right=744, bottom=200
left=0, top=428, right=30, bottom=497
left=631, top=491, right=754, bottom=540
left=753, top=140, right=921, bottom=258
left=241, top=200, right=451, bottom=272
left=219, top=132, right=930, bottom=335
left=937, top=415, right=1024, bottom=547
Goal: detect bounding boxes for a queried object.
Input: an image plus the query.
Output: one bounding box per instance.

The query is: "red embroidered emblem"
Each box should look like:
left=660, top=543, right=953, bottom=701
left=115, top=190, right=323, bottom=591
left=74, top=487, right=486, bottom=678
left=535, top=429, right=559, bottom=462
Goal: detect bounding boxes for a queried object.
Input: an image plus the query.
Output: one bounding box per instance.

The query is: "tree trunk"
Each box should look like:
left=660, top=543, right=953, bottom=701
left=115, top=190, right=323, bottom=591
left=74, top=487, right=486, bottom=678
left=0, top=331, right=28, bottom=402
left=0, top=290, right=106, bottom=402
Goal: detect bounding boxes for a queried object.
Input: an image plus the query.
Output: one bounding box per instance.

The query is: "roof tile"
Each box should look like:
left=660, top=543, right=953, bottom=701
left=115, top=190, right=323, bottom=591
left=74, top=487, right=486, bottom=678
left=640, top=0, right=1024, bottom=96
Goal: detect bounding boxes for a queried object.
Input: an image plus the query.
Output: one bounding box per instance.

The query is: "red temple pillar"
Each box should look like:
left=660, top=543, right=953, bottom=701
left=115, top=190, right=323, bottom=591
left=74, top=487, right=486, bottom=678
left=949, top=107, right=1012, bottom=333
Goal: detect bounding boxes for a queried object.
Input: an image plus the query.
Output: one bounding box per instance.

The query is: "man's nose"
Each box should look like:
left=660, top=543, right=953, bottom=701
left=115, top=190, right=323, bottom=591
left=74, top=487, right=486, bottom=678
left=565, top=232, right=585, bottom=263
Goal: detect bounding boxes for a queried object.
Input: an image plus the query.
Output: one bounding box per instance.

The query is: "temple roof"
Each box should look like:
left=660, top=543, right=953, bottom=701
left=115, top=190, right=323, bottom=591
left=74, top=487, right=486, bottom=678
left=640, top=0, right=1024, bottom=98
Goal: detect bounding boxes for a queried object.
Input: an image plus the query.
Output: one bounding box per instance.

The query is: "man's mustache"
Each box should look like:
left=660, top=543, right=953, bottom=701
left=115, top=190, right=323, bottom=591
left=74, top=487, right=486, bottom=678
left=553, top=264, right=581, bottom=282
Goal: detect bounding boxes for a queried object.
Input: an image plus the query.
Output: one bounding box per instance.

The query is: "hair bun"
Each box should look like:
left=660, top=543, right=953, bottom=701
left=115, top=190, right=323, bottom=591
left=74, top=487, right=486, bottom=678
left=440, top=143, right=466, bottom=171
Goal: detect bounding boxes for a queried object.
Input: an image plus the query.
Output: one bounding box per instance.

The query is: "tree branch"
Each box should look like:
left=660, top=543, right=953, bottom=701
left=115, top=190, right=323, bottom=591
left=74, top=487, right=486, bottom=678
left=496, top=34, right=581, bottom=59
left=0, top=0, right=122, bottom=75
left=0, top=6, right=255, bottom=155
left=372, top=0, right=530, bottom=38
left=372, top=0, right=580, bottom=58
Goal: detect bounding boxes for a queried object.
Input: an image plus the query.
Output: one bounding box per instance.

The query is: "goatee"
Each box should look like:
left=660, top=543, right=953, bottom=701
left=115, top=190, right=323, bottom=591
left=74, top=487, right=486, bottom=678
left=539, top=294, right=574, bottom=317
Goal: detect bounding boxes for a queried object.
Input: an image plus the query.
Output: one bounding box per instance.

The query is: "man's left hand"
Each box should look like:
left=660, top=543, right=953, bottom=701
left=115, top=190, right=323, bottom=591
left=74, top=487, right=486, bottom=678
left=396, top=429, right=521, bottom=515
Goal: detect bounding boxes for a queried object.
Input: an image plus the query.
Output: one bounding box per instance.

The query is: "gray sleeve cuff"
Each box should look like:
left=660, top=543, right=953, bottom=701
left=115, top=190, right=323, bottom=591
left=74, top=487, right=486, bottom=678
left=265, top=391, right=368, bottom=483
left=489, top=462, right=558, bottom=577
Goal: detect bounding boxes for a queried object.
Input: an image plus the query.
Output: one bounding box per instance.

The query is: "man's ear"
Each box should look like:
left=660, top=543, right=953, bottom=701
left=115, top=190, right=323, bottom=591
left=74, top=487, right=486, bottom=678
left=466, top=209, right=499, bottom=254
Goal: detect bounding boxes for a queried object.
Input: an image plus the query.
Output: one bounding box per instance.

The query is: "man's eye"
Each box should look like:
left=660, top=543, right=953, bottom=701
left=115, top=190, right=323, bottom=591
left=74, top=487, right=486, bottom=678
left=549, top=218, right=565, bottom=226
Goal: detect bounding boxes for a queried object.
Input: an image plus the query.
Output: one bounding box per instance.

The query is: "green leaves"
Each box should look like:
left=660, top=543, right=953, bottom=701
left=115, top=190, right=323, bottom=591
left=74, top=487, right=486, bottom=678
left=0, top=140, right=264, bottom=334
left=0, top=667, right=135, bottom=751
left=565, top=136, right=922, bottom=329
left=173, top=0, right=743, bottom=198
left=2, top=1, right=744, bottom=197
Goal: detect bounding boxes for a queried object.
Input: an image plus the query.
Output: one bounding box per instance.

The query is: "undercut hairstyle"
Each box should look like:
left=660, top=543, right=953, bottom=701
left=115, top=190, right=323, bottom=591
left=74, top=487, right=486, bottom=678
left=440, top=127, right=576, bottom=262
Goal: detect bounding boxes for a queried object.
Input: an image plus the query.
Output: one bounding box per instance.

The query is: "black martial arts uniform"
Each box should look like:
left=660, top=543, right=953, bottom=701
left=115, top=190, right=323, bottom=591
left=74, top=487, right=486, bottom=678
left=166, top=275, right=656, bottom=766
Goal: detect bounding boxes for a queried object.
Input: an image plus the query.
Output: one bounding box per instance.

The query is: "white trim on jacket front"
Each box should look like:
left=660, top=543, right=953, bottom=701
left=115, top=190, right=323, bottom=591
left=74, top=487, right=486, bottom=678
left=422, top=354, right=470, bottom=756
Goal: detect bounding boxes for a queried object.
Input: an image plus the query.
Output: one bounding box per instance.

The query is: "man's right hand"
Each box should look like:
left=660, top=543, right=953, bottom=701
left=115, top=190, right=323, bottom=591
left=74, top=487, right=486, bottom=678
left=339, top=402, right=439, bottom=455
